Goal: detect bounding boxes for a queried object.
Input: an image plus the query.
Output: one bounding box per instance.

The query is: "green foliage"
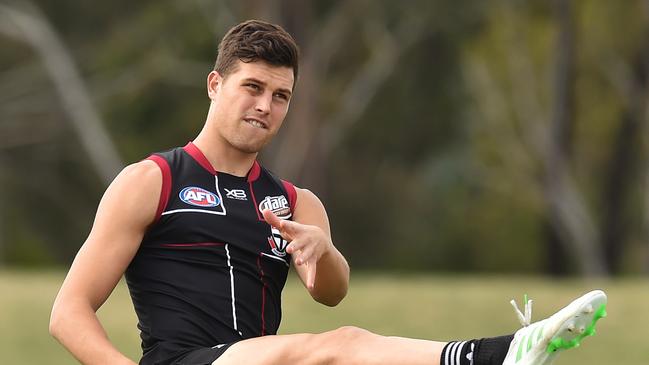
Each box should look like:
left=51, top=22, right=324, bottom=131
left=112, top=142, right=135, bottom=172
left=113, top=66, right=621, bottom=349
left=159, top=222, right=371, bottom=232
left=4, top=218, right=56, bottom=266
left=1, top=0, right=648, bottom=274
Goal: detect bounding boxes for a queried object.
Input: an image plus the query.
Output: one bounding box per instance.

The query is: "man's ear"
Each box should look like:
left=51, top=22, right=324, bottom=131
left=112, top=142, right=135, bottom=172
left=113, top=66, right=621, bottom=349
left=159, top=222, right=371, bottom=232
left=207, top=71, right=222, bottom=99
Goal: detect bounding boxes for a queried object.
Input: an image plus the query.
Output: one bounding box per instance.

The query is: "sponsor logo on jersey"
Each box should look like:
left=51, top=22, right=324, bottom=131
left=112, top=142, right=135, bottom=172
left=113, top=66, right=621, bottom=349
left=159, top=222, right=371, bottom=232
left=268, top=227, right=289, bottom=257
left=179, top=186, right=220, bottom=207
left=259, top=195, right=291, bottom=219
left=225, top=188, right=247, bottom=201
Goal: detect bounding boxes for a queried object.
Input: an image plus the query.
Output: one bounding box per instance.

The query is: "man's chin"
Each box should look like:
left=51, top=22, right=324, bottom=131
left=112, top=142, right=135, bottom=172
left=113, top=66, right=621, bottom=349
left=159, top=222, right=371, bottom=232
left=232, top=140, right=267, bottom=154
left=227, top=132, right=274, bottom=154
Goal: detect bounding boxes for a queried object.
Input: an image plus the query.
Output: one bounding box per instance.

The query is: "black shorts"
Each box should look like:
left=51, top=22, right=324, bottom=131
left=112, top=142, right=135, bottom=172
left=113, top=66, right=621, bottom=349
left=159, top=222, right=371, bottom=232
left=172, top=342, right=236, bottom=365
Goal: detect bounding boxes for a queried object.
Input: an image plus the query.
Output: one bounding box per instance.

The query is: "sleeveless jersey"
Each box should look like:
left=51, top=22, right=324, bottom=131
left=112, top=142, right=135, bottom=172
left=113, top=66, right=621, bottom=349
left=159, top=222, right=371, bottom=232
left=125, top=142, right=297, bottom=364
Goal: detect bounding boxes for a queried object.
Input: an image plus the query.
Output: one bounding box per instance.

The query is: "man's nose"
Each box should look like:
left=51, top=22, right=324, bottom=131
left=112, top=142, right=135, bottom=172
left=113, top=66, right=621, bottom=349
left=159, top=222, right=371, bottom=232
left=255, top=93, right=272, bottom=115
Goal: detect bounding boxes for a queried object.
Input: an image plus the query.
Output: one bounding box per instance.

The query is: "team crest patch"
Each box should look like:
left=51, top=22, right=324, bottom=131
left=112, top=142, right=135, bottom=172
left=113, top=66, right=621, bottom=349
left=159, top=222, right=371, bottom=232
left=179, top=186, right=220, bottom=207
left=259, top=195, right=291, bottom=219
left=268, top=227, right=289, bottom=257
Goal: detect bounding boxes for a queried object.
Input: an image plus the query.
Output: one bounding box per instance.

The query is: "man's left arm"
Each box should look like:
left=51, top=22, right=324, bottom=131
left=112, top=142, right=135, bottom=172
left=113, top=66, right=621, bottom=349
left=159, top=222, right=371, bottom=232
left=262, top=188, right=349, bottom=306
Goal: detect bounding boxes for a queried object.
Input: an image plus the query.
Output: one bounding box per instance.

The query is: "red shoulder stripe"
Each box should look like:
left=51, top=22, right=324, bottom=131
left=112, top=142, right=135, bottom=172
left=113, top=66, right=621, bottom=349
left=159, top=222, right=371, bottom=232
left=247, top=160, right=261, bottom=182
left=281, top=180, right=297, bottom=213
left=146, top=155, right=172, bottom=222
left=183, top=142, right=217, bottom=175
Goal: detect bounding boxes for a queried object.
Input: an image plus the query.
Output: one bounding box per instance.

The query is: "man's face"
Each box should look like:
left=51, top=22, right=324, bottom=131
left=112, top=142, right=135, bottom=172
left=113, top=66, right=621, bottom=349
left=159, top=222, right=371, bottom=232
left=208, top=60, right=294, bottom=154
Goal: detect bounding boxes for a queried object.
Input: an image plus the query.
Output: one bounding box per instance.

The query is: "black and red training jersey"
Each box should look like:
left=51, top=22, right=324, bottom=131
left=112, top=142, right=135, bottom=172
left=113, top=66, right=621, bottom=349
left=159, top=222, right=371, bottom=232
left=125, top=142, right=297, bottom=364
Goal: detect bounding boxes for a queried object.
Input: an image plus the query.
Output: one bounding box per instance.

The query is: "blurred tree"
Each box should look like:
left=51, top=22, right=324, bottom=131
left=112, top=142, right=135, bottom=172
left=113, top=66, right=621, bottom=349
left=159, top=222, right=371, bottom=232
left=543, top=0, right=606, bottom=276
left=461, top=0, right=649, bottom=276
left=605, top=0, right=649, bottom=274
left=0, top=0, right=647, bottom=275
left=0, top=1, right=124, bottom=184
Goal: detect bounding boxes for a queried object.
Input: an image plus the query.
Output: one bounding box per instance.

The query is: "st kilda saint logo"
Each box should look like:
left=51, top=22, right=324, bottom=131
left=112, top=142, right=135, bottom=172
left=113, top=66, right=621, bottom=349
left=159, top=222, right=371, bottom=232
left=261, top=195, right=291, bottom=257
left=268, top=227, right=289, bottom=257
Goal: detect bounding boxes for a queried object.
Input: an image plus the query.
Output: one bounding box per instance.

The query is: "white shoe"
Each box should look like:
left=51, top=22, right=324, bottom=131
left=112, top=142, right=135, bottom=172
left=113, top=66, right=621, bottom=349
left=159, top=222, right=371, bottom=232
left=502, top=290, right=607, bottom=365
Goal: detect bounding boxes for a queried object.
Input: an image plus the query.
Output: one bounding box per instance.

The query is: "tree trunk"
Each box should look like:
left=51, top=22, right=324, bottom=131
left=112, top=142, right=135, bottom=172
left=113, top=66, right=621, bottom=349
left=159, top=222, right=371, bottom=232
left=0, top=157, right=4, bottom=267
left=544, top=0, right=578, bottom=276
left=600, top=112, right=642, bottom=274
left=544, top=221, right=569, bottom=275
left=0, top=2, right=123, bottom=186
left=545, top=0, right=607, bottom=276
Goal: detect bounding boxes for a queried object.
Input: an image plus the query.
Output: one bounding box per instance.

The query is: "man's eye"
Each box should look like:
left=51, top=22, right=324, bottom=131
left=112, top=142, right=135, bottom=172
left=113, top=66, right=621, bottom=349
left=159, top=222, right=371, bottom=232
left=246, top=84, right=260, bottom=91
left=274, top=93, right=288, bottom=101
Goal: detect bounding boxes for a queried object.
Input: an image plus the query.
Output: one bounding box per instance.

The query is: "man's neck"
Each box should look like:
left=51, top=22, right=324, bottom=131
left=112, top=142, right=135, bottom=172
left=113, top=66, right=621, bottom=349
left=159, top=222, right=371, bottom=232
left=191, top=135, right=257, bottom=177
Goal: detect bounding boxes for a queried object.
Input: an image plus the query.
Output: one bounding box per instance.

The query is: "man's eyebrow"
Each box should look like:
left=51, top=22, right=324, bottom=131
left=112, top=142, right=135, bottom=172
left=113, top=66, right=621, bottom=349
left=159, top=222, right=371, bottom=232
left=277, top=87, right=292, bottom=97
left=242, top=77, right=265, bottom=85
left=243, top=78, right=292, bottom=96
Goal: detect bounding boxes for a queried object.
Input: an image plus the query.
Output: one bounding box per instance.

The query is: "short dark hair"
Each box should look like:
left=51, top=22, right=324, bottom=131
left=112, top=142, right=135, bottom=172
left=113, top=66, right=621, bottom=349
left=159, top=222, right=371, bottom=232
left=214, top=20, right=299, bottom=82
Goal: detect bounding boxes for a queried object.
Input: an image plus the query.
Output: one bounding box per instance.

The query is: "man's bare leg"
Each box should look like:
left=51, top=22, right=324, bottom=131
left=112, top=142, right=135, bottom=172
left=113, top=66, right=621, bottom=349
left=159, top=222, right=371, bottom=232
left=214, top=290, right=608, bottom=365
left=214, top=326, right=446, bottom=365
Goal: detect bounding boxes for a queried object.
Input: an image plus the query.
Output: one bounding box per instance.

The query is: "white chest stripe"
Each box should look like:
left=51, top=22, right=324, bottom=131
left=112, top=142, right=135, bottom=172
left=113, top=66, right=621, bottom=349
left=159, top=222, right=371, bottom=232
left=162, top=208, right=223, bottom=216
left=213, top=174, right=227, bottom=215
left=225, top=243, right=242, bottom=337
left=261, top=252, right=290, bottom=267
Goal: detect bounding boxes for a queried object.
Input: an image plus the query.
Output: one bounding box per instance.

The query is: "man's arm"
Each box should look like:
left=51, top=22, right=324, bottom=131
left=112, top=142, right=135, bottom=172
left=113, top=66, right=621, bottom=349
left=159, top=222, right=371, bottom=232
left=262, top=188, right=349, bottom=306
left=49, top=160, right=161, bottom=365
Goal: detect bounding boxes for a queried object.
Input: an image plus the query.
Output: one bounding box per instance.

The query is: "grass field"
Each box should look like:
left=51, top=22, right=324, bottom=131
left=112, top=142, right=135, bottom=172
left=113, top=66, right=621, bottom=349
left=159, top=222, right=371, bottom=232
left=0, top=270, right=647, bottom=364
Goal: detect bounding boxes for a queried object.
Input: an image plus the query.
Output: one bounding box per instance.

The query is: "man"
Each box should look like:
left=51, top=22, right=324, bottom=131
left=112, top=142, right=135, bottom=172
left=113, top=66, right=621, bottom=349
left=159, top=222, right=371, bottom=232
left=50, top=20, right=607, bottom=365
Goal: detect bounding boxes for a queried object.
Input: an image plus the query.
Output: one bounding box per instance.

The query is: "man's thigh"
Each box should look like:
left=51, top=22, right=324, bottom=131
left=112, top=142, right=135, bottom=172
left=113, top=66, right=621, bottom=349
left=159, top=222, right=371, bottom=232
left=213, top=327, right=368, bottom=365
left=211, top=326, right=441, bottom=365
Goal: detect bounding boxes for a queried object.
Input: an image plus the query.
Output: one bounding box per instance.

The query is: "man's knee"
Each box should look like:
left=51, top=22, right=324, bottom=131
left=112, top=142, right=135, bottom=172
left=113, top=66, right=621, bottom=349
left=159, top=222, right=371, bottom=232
left=283, top=326, right=374, bottom=364
left=312, top=326, right=375, bottom=363
left=216, top=327, right=375, bottom=365
left=328, top=326, right=374, bottom=342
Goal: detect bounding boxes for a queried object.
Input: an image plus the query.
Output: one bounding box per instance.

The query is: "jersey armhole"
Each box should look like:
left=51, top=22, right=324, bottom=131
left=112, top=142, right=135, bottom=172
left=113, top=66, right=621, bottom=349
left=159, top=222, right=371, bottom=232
left=281, top=180, right=298, bottom=214
left=146, top=154, right=172, bottom=223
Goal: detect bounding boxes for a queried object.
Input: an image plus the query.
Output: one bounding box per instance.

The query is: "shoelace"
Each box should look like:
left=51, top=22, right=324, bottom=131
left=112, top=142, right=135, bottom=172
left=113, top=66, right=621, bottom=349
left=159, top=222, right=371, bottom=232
left=510, top=294, right=533, bottom=327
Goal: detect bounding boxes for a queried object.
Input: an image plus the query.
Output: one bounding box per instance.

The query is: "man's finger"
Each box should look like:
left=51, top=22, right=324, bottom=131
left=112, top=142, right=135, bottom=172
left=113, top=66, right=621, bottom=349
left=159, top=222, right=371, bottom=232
left=286, top=238, right=307, bottom=255
left=277, top=219, right=302, bottom=236
left=297, top=247, right=314, bottom=266
left=262, top=209, right=303, bottom=241
left=306, top=260, right=317, bottom=290
left=261, top=209, right=282, bottom=229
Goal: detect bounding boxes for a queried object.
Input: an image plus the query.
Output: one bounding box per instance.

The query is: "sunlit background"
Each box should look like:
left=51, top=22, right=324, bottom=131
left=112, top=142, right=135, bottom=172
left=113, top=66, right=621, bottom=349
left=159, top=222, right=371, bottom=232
left=1, top=0, right=648, bottom=364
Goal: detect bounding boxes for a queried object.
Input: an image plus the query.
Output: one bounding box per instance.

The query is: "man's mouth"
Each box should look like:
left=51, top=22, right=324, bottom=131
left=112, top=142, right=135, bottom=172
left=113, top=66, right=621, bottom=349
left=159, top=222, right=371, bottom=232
left=244, top=118, right=268, bottom=129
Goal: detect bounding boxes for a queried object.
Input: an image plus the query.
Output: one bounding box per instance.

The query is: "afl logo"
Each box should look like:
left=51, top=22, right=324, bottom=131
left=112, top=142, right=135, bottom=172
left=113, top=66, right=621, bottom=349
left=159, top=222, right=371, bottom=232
left=179, top=186, right=220, bottom=207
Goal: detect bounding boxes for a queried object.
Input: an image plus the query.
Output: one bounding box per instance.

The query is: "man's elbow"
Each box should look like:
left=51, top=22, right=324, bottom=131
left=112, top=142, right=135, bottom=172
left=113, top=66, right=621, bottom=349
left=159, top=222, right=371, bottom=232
left=317, top=293, right=346, bottom=307
left=49, top=307, right=63, bottom=339
left=313, top=284, right=348, bottom=307
left=49, top=300, right=72, bottom=341
left=312, top=258, right=350, bottom=306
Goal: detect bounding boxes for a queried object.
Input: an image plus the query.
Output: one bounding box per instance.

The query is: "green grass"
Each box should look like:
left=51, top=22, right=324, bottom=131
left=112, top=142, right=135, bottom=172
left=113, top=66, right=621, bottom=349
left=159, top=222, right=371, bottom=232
left=1, top=270, right=647, bottom=364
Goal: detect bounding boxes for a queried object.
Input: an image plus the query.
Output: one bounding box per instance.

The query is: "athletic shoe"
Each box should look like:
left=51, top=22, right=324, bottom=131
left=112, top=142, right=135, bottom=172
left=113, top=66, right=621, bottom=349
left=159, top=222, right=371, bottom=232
left=502, top=290, right=607, bottom=365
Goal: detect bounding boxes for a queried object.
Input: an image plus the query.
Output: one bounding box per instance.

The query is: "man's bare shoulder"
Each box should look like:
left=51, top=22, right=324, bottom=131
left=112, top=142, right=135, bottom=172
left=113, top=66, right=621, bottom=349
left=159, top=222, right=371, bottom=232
left=292, top=186, right=331, bottom=231
left=93, top=159, right=163, bottom=228
left=294, top=186, right=318, bottom=204
left=116, top=159, right=161, bottom=185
